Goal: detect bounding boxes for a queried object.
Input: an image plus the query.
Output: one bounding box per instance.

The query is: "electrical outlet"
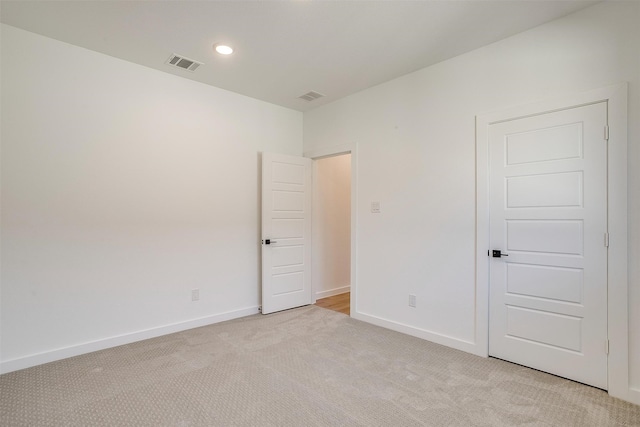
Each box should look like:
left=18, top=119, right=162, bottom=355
left=191, top=289, right=200, bottom=302
left=371, top=201, right=381, bottom=213
left=408, top=294, right=416, bottom=308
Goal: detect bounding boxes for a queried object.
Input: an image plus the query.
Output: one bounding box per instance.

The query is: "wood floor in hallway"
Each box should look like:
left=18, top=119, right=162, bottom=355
left=315, top=292, right=350, bottom=315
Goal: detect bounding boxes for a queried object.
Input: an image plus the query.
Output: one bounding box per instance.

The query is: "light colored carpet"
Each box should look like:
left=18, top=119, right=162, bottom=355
left=1, top=305, right=639, bottom=426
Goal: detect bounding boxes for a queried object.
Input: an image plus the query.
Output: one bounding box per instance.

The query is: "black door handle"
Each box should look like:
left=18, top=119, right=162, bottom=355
left=492, top=250, right=508, bottom=258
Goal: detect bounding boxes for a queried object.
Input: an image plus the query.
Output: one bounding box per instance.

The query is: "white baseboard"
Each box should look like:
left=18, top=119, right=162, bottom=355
left=351, top=311, right=482, bottom=357
left=315, top=285, right=350, bottom=300
left=0, top=306, right=259, bottom=374
left=352, top=311, right=640, bottom=406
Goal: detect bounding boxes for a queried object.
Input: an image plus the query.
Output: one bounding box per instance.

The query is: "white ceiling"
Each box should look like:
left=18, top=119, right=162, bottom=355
left=0, top=0, right=598, bottom=112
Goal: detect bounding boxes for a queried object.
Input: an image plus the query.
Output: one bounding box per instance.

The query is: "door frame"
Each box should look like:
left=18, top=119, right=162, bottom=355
left=304, top=143, right=358, bottom=314
left=475, top=83, right=628, bottom=400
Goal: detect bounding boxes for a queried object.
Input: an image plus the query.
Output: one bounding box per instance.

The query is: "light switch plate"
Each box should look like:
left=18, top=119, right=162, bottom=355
left=409, top=294, right=416, bottom=308
left=371, top=201, right=381, bottom=213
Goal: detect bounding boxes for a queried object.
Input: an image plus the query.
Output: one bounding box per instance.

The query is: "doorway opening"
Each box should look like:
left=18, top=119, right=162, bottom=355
left=312, top=153, right=352, bottom=315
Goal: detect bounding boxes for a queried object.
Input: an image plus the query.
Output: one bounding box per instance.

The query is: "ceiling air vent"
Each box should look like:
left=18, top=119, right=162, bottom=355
left=298, top=91, right=325, bottom=102
left=165, top=54, right=203, bottom=72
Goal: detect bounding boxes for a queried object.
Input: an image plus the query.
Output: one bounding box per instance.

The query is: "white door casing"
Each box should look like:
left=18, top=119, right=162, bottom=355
left=261, top=152, right=312, bottom=314
left=488, top=102, right=608, bottom=389
left=304, top=143, right=358, bottom=312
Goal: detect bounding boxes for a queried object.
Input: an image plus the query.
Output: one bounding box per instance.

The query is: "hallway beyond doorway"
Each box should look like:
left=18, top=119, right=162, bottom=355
left=315, top=292, right=350, bottom=315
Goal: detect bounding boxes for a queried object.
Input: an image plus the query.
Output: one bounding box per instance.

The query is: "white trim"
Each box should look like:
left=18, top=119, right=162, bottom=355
left=315, top=286, right=350, bottom=300
left=352, top=311, right=478, bottom=355
left=305, top=143, right=358, bottom=316
left=604, top=84, right=630, bottom=403
left=629, top=388, right=640, bottom=406
left=0, top=306, right=259, bottom=374
left=475, top=83, right=629, bottom=402
left=304, top=144, right=353, bottom=160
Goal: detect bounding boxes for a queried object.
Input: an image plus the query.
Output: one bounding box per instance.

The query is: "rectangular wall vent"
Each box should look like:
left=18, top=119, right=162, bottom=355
left=298, top=91, right=325, bottom=102
left=165, top=54, right=203, bottom=72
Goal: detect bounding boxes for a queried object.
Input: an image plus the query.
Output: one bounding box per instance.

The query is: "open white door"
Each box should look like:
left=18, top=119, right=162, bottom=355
left=488, top=102, right=608, bottom=389
left=261, top=152, right=312, bottom=314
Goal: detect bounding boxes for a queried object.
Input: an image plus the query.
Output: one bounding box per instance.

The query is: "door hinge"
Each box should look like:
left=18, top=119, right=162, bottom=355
left=604, top=125, right=609, bottom=141
left=604, top=232, right=609, bottom=247
left=606, top=339, right=610, bottom=355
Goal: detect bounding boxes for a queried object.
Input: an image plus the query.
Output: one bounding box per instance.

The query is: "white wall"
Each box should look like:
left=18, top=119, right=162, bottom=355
left=0, top=24, right=302, bottom=371
left=313, top=154, right=351, bottom=299
left=303, top=2, right=640, bottom=402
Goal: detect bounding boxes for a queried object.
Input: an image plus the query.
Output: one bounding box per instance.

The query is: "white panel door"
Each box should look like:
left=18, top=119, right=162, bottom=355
left=262, top=152, right=312, bottom=314
left=488, top=102, right=608, bottom=389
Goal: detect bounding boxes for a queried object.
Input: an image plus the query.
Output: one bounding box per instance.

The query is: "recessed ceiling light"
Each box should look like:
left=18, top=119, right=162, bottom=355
left=214, top=44, right=233, bottom=55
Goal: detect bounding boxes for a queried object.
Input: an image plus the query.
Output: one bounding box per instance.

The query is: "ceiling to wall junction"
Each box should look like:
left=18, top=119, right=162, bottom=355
left=0, top=1, right=598, bottom=111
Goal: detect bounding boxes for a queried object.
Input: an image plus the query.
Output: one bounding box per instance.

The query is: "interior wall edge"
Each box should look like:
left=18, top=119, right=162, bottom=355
left=0, top=306, right=259, bottom=375
left=351, top=311, right=481, bottom=357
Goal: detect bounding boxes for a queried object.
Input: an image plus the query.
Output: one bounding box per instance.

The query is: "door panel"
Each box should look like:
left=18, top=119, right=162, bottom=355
left=506, top=263, right=583, bottom=303
left=262, top=153, right=312, bottom=314
left=505, top=306, right=582, bottom=351
left=505, top=122, right=582, bottom=165
left=506, top=172, right=583, bottom=208
left=506, top=220, right=583, bottom=254
left=489, top=102, right=608, bottom=389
